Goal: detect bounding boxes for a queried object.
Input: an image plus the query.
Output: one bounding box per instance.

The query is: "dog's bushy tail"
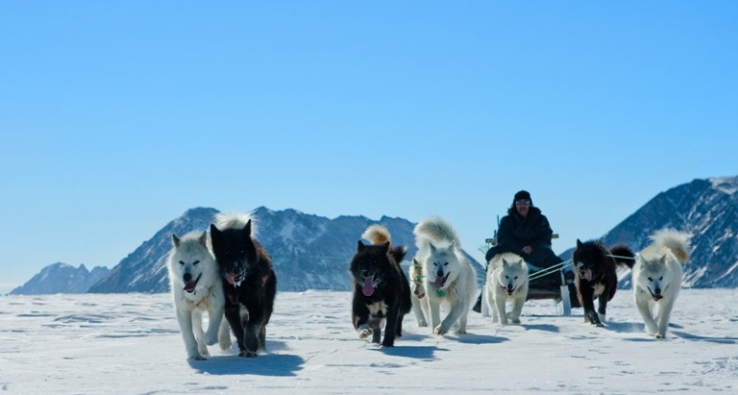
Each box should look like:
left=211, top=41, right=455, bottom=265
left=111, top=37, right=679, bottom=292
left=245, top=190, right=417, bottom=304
left=651, top=228, right=691, bottom=263
left=609, top=244, right=635, bottom=269
left=413, top=216, right=460, bottom=250
left=214, top=212, right=256, bottom=232
left=362, top=224, right=391, bottom=246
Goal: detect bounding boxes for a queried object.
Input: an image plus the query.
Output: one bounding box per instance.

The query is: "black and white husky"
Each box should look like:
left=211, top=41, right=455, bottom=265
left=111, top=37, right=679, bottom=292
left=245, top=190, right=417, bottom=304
left=210, top=213, right=277, bottom=357
left=349, top=225, right=412, bottom=347
left=167, top=231, right=231, bottom=360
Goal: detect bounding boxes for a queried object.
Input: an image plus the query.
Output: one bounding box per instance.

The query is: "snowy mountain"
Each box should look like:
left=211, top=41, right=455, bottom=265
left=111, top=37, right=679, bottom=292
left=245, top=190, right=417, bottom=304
left=9, top=263, right=109, bottom=295
left=88, top=207, right=219, bottom=293
left=87, top=206, right=483, bottom=293
left=561, top=176, right=738, bottom=288
left=18, top=176, right=738, bottom=294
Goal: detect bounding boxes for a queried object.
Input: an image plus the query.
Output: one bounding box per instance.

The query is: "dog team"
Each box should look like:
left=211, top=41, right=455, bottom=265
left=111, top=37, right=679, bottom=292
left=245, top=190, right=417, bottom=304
left=167, top=198, right=691, bottom=360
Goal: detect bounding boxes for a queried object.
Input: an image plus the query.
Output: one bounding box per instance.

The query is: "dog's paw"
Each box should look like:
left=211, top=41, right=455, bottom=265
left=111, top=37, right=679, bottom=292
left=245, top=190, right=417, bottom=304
left=357, top=324, right=373, bottom=339
left=454, top=328, right=467, bottom=335
left=510, top=318, right=521, bottom=325
left=204, top=331, right=219, bottom=346
left=219, top=338, right=232, bottom=352
left=239, top=350, right=258, bottom=358
left=189, top=354, right=206, bottom=361
left=417, top=321, right=428, bottom=327
left=433, top=325, right=447, bottom=336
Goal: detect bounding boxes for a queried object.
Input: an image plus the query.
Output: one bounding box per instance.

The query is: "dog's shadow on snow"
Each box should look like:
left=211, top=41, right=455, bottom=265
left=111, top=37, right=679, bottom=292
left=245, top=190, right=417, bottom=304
left=669, top=330, right=738, bottom=344
left=371, top=345, right=442, bottom=360
left=520, top=323, right=560, bottom=333
left=188, top=340, right=304, bottom=376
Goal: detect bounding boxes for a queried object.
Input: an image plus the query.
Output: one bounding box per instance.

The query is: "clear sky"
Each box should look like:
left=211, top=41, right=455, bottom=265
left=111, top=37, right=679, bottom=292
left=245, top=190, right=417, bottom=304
left=1, top=1, right=736, bottom=294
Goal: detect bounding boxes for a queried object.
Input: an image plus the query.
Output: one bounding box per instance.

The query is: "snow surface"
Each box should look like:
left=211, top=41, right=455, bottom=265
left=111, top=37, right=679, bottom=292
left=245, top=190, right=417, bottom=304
left=1, top=289, right=737, bottom=394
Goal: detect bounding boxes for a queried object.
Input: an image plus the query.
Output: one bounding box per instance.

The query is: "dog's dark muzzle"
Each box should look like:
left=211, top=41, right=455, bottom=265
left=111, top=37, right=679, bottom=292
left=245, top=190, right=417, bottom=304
left=182, top=273, right=202, bottom=293
left=648, top=287, right=663, bottom=301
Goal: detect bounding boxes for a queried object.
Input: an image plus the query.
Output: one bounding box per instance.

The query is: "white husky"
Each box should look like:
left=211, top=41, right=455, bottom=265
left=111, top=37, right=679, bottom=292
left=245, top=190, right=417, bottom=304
left=408, top=258, right=428, bottom=327
left=633, top=228, right=691, bottom=339
left=413, top=217, right=477, bottom=336
left=167, top=231, right=231, bottom=360
left=485, top=252, right=529, bottom=325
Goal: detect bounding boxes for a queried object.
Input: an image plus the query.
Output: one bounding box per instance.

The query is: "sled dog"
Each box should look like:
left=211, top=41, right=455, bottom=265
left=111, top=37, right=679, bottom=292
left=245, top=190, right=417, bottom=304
left=167, top=231, right=230, bottom=360
left=633, top=228, right=691, bottom=338
left=485, top=252, right=529, bottom=325
left=572, top=240, right=635, bottom=327
left=349, top=225, right=412, bottom=347
left=210, top=212, right=277, bottom=357
left=409, top=258, right=428, bottom=327
left=413, top=216, right=477, bottom=336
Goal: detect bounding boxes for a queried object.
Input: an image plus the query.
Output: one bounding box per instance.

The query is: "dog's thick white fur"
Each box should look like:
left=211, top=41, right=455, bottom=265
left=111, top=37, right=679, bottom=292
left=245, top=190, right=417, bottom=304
left=485, top=252, right=529, bottom=325
left=413, top=216, right=477, bottom=336
left=633, top=228, right=691, bottom=339
left=167, top=231, right=230, bottom=360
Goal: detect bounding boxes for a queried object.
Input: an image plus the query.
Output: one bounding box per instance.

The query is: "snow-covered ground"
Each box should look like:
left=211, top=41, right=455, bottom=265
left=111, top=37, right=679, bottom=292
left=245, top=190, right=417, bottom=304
left=1, top=289, right=736, bottom=394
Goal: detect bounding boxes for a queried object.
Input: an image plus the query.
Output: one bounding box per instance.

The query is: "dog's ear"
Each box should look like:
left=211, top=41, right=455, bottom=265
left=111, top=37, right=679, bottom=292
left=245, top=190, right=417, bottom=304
left=429, top=242, right=437, bottom=253
left=502, top=258, right=509, bottom=267
left=357, top=240, right=367, bottom=251
left=172, top=233, right=181, bottom=247
left=577, top=239, right=583, bottom=248
left=209, top=224, right=221, bottom=246
left=660, top=255, right=667, bottom=264
left=198, top=231, right=208, bottom=247
left=391, top=245, right=407, bottom=263
left=243, top=220, right=252, bottom=236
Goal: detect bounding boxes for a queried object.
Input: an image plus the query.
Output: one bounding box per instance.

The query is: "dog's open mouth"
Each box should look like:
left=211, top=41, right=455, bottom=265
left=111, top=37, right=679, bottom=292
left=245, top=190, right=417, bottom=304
left=434, top=273, right=449, bottom=290
left=581, top=269, right=593, bottom=281
left=362, top=275, right=375, bottom=297
left=225, top=272, right=243, bottom=287
left=183, top=273, right=202, bottom=293
left=648, top=288, right=664, bottom=301
left=503, top=285, right=515, bottom=296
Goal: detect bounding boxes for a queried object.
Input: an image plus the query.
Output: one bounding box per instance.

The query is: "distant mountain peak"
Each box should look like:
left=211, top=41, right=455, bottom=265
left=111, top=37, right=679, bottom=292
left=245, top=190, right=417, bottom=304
left=710, top=176, right=738, bottom=195
left=85, top=207, right=484, bottom=294
left=10, top=263, right=109, bottom=295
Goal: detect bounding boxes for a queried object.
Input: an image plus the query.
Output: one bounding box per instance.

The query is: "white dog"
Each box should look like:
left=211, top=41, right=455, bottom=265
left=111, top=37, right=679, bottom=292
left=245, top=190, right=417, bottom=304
left=413, top=217, right=477, bottom=336
left=485, top=252, right=529, bottom=325
left=408, top=258, right=428, bottom=327
left=167, top=231, right=231, bottom=360
left=633, top=228, right=691, bottom=339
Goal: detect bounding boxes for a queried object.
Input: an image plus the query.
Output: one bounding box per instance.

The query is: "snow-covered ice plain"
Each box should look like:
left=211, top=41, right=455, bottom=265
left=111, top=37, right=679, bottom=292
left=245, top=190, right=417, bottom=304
left=1, top=289, right=737, bottom=394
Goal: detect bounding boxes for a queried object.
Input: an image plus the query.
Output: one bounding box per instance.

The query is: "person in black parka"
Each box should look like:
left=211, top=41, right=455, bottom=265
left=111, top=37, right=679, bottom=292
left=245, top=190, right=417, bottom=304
left=473, top=190, right=573, bottom=312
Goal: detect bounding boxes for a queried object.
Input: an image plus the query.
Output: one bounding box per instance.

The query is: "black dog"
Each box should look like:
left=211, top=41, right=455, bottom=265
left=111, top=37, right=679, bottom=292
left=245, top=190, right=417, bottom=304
left=210, top=215, right=277, bottom=357
left=350, top=225, right=412, bottom=347
left=572, top=240, right=634, bottom=327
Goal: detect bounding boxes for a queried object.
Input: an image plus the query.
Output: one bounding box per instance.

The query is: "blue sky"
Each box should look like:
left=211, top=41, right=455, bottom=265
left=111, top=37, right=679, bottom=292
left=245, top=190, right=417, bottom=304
left=1, top=2, right=736, bottom=294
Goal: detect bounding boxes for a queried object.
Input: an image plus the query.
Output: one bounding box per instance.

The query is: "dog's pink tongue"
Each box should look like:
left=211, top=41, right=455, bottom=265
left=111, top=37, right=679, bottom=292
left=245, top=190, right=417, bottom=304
left=183, top=282, right=196, bottom=293
left=584, top=269, right=593, bottom=281
left=362, top=277, right=375, bottom=296
left=226, top=273, right=238, bottom=286
left=434, top=276, right=444, bottom=290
